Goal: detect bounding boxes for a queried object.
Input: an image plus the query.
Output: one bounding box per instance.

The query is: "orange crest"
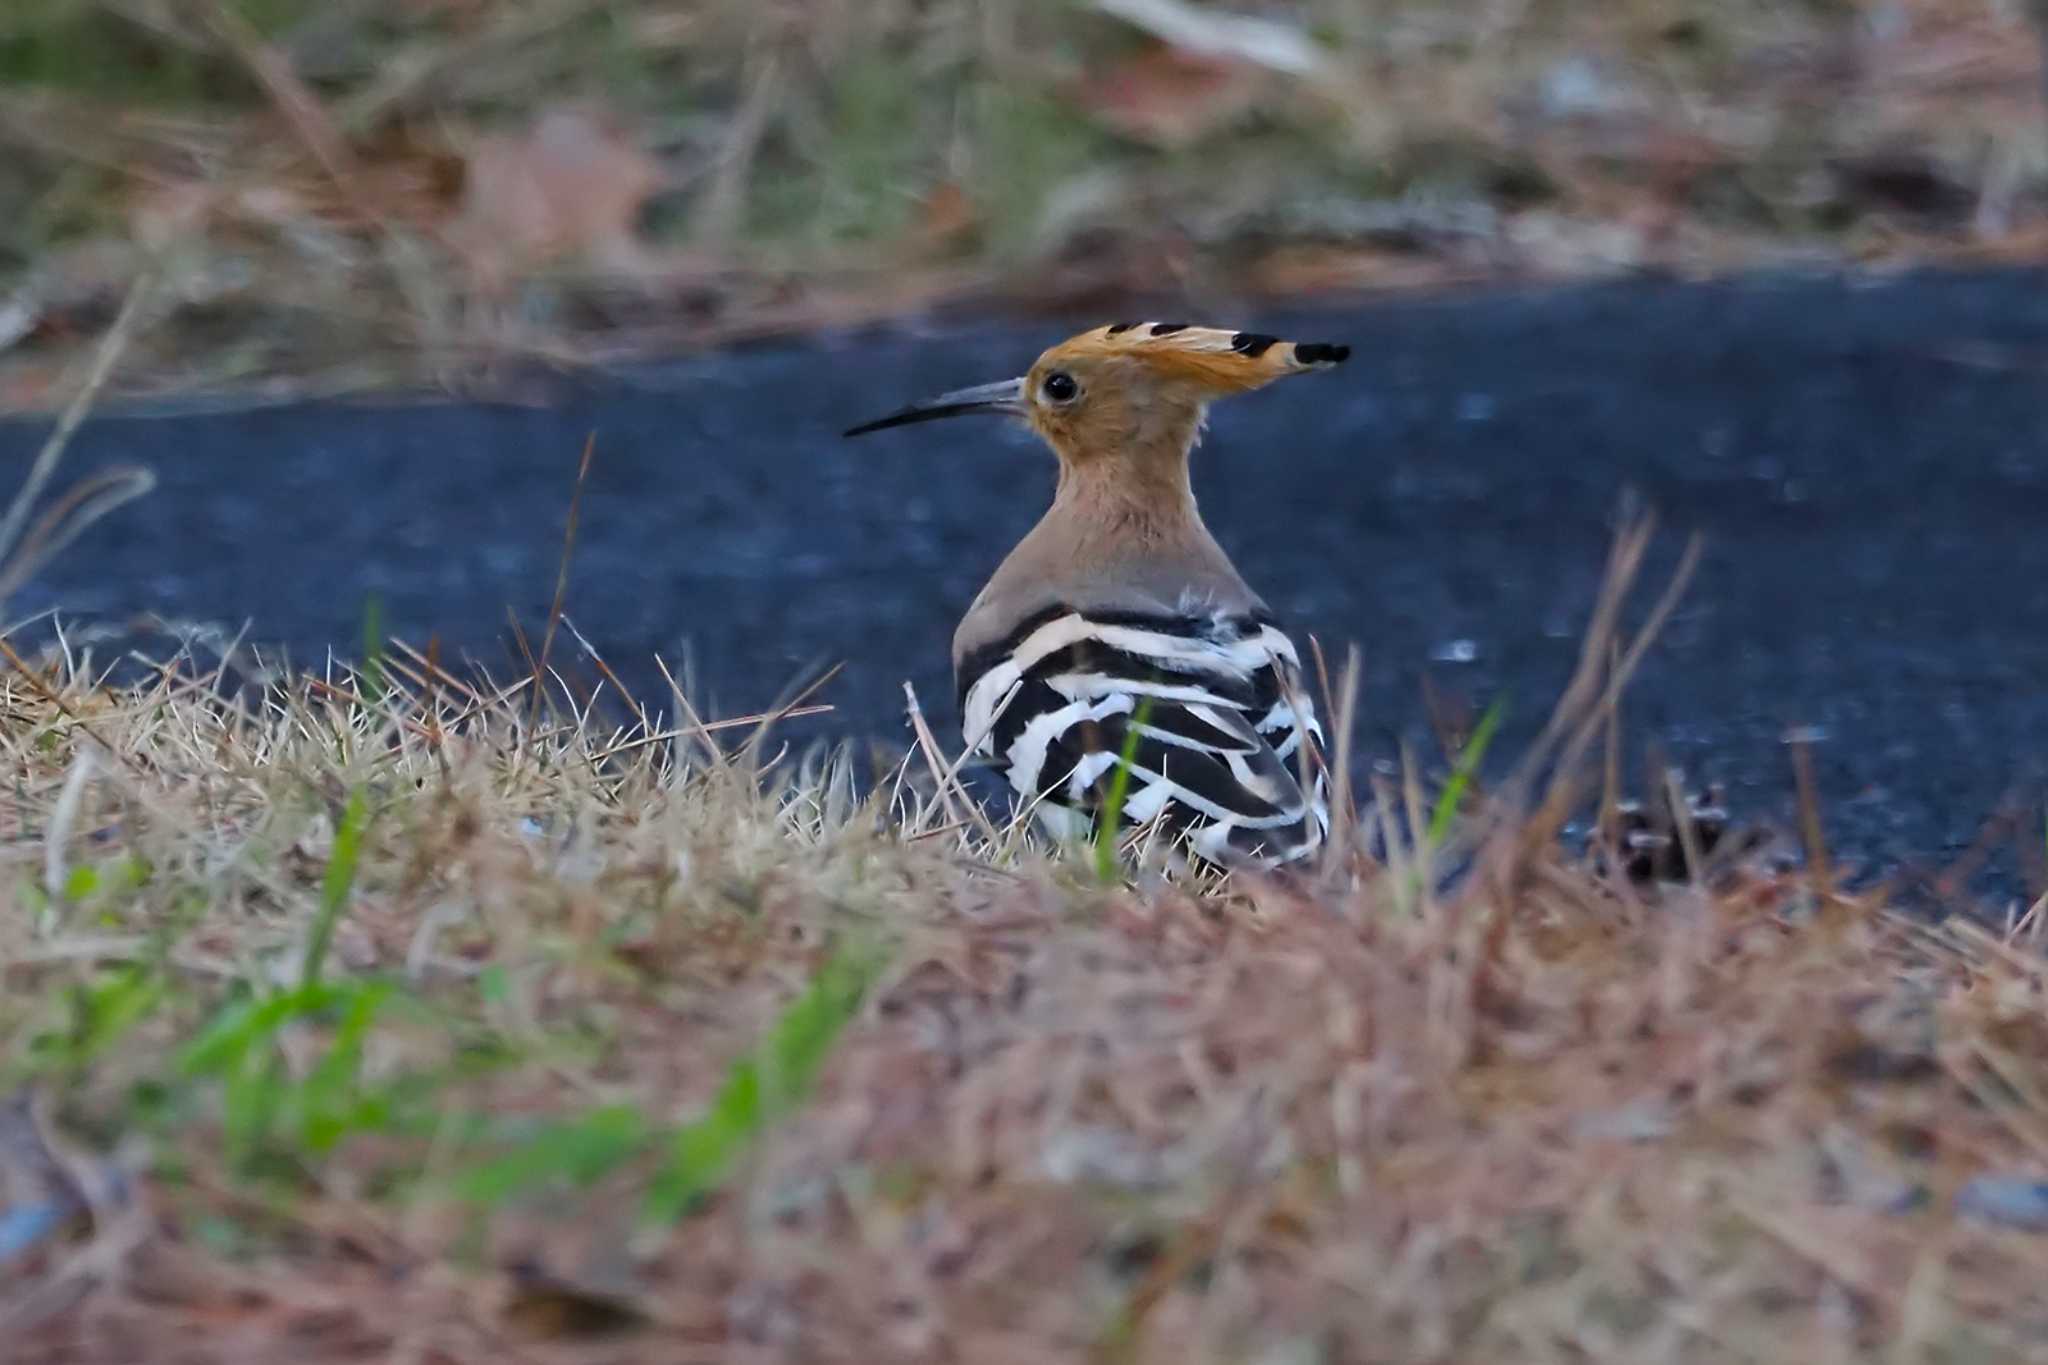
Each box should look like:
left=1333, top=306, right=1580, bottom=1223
left=1038, top=322, right=1349, bottom=396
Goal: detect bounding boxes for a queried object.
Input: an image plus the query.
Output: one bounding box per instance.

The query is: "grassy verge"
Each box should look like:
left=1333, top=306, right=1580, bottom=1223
left=1, top=527, right=2045, bottom=1363
left=7, top=0, right=2048, bottom=406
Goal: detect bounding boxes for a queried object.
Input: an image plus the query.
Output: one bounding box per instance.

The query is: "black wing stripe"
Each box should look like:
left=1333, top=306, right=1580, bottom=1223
left=1134, top=704, right=1260, bottom=754
left=1033, top=643, right=1265, bottom=706
left=956, top=602, right=1284, bottom=708
left=959, top=606, right=1326, bottom=866
left=1057, top=746, right=1297, bottom=825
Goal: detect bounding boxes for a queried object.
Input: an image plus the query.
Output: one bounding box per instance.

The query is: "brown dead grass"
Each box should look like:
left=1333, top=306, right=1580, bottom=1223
left=0, top=524, right=2045, bottom=1363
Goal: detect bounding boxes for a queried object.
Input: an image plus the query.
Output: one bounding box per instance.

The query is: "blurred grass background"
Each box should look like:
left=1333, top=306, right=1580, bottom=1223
left=4, top=0, right=2048, bottom=405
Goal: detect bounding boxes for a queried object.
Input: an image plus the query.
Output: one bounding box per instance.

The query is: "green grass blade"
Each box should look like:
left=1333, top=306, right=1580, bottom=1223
left=222, top=1045, right=282, bottom=1169
left=1094, top=697, right=1152, bottom=882
left=178, top=978, right=382, bottom=1170
left=643, top=942, right=883, bottom=1222
left=301, top=788, right=368, bottom=989
left=24, top=967, right=166, bottom=1078
left=452, top=1104, right=654, bottom=1206
left=360, top=592, right=384, bottom=705
left=293, top=979, right=395, bottom=1152
left=176, top=980, right=366, bottom=1077
left=1426, top=697, right=1506, bottom=850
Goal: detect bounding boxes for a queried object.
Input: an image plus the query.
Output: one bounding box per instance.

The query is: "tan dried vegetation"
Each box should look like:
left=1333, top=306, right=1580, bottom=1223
left=0, top=507, right=2045, bottom=1363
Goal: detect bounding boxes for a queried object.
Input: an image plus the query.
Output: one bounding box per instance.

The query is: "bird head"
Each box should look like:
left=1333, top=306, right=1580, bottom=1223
left=844, top=322, right=1349, bottom=465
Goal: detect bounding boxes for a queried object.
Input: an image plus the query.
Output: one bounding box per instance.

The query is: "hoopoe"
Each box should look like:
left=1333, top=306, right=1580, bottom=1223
left=846, top=322, right=1349, bottom=869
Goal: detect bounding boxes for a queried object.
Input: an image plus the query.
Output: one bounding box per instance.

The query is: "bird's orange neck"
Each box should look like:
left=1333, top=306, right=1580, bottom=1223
left=1040, top=394, right=1204, bottom=530
left=1049, top=439, right=1203, bottom=549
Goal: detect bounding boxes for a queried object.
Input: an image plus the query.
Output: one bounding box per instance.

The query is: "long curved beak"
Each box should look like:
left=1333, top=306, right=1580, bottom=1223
left=842, top=378, right=1027, bottom=437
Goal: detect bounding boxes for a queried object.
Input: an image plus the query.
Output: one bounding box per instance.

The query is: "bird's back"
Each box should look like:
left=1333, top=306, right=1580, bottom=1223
left=956, top=592, right=1328, bottom=868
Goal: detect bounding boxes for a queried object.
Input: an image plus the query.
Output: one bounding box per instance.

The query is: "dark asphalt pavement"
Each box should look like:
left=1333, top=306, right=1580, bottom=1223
left=6, top=266, right=2047, bottom=891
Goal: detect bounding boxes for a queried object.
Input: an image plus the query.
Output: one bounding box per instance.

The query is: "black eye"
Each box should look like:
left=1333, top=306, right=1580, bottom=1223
left=1041, top=371, right=1078, bottom=403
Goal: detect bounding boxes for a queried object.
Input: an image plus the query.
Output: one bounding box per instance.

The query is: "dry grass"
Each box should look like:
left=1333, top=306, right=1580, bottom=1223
left=0, top=525, right=2045, bottom=1363
left=8, top=0, right=2048, bottom=406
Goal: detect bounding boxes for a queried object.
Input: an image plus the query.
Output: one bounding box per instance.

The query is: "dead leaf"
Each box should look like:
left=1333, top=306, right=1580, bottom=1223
left=913, top=181, right=978, bottom=248
left=445, top=105, right=667, bottom=286
left=1075, top=45, right=1267, bottom=148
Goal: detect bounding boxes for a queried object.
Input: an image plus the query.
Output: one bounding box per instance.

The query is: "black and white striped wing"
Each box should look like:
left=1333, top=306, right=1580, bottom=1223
left=959, top=607, right=1328, bottom=866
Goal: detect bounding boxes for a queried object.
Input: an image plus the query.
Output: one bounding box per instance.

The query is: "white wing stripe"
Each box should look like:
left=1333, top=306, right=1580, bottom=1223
left=985, top=612, right=1294, bottom=685
left=1046, top=672, right=1245, bottom=709
left=1122, top=779, right=1176, bottom=824
left=1132, top=720, right=1238, bottom=756
left=1004, top=691, right=1133, bottom=796
left=1103, top=763, right=1311, bottom=829
left=963, top=675, right=1023, bottom=756
left=1064, top=750, right=1122, bottom=798
left=1087, top=623, right=1276, bottom=675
